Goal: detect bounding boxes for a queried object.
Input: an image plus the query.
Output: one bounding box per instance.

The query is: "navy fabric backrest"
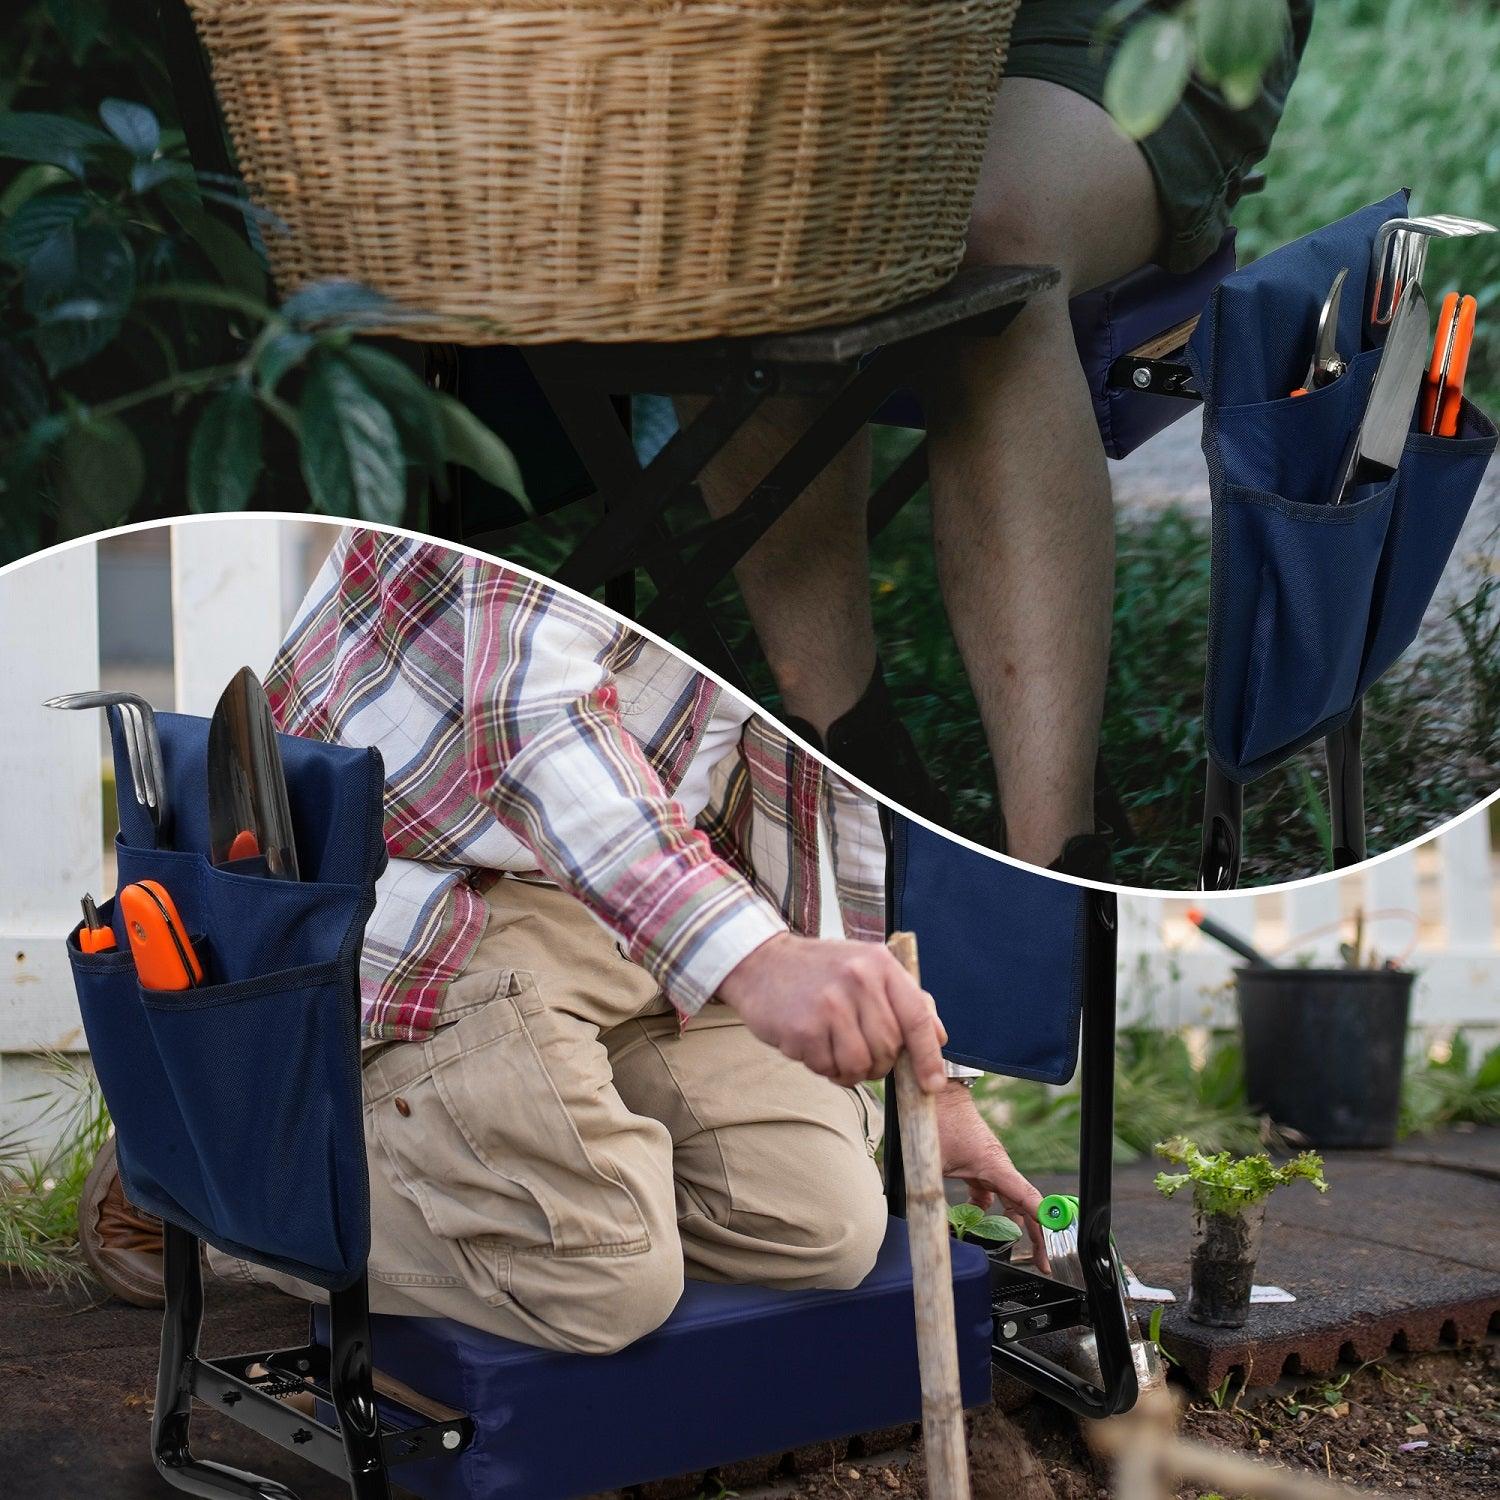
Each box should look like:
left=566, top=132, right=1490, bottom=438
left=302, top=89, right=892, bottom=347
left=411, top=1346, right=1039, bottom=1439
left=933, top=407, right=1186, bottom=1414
left=889, top=816, right=1085, bottom=1084
left=1187, top=191, right=1498, bottom=781
left=67, top=711, right=386, bottom=1289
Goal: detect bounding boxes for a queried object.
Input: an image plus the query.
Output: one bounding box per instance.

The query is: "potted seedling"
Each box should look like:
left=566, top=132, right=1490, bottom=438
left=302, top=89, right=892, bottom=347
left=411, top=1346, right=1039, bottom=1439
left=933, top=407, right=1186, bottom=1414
left=1192, top=906, right=1416, bottom=1148
left=947, top=1201, right=1022, bottom=1280
left=1155, top=1137, right=1328, bottom=1329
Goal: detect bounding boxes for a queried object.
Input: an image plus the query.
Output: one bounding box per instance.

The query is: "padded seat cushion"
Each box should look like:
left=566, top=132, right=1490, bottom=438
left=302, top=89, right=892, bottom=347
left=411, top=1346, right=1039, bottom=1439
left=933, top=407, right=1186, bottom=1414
left=316, top=1217, right=992, bottom=1500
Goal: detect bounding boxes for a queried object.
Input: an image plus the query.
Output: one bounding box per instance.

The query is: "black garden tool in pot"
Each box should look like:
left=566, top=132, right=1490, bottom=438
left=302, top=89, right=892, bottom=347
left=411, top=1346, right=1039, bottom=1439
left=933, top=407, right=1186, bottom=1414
left=207, top=665, right=299, bottom=879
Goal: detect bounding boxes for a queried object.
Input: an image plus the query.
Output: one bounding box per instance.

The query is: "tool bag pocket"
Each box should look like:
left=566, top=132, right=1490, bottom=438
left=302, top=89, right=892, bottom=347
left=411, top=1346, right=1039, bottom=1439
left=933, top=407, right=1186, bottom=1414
left=888, top=813, right=1085, bottom=1084
left=1189, top=191, right=1497, bottom=782
left=1356, top=400, right=1498, bottom=697
left=66, top=712, right=386, bottom=1291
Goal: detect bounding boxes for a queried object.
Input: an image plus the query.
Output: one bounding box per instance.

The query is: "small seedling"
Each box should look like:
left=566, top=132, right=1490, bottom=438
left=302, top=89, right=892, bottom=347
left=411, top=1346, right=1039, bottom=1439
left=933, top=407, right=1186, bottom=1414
left=1208, top=1372, right=1240, bottom=1411
left=946, top=1202, right=1022, bottom=1245
left=1155, top=1137, right=1329, bottom=1217
left=1146, top=1304, right=1180, bottom=1367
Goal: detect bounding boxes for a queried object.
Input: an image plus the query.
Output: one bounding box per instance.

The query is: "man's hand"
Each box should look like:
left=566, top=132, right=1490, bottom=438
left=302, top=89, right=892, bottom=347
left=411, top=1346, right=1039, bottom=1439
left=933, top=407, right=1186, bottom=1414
left=718, top=933, right=949, bottom=1093
left=935, top=1082, right=1050, bottom=1271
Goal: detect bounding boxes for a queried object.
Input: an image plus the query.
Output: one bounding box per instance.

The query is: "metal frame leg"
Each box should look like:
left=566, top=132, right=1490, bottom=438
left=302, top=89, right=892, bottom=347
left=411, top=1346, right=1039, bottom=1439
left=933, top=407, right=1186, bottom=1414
left=152, top=1224, right=401, bottom=1499
left=153, top=1224, right=299, bottom=1499
left=327, top=1280, right=394, bottom=1500
left=1326, top=701, right=1366, bottom=870
left=1198, top=763, right=1244, bottom=891
left=986, top=891, right=1138, bottom=1419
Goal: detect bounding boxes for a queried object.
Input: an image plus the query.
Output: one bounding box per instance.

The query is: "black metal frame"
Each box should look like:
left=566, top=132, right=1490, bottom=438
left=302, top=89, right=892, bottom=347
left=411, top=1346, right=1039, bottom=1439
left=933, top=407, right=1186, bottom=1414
left=151, top=1224, right=473, bottom=1499
left=883, top=881, right=1138, bottom=1421
left=455, top=266, right=1055, bottom=693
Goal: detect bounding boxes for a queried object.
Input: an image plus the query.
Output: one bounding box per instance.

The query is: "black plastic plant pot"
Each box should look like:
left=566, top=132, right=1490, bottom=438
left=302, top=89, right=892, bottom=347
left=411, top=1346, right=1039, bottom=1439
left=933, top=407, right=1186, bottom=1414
left=1237, top=965, right=1414, bottom=1149
left=1187, top=1199, right=1265, bottom=1329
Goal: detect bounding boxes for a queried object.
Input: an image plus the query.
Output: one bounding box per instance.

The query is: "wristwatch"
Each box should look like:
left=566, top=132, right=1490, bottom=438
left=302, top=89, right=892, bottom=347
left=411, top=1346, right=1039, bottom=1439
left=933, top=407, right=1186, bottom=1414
left=944, top=1061, right=982, bottom=1087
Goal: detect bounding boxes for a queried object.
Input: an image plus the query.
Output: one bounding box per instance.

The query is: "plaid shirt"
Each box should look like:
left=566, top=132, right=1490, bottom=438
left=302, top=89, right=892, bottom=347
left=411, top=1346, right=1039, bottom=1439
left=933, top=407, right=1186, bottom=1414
left=268, top=530, right=886, bottom=1041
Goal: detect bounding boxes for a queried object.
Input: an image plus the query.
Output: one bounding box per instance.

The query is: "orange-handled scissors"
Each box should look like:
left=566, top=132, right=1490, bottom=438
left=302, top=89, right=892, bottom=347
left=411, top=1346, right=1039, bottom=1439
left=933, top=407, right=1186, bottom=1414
left=120, top=880, right=204, bottom=991
left=1422, top=291, right=1478, bottom=437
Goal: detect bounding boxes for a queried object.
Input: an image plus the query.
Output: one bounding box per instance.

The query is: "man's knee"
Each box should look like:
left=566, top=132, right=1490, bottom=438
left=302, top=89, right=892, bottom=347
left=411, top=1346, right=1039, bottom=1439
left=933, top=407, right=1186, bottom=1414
left=799, top=1174, right=889, bottom=1289
left=528, top=1236, right=686, bottom=1355
left=762, top=1145, right=889, bottom=1292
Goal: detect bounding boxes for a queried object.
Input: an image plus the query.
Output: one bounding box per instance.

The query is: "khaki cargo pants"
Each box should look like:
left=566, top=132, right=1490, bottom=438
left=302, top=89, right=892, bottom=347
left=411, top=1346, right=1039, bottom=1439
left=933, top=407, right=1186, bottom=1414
left=213, top=877, right=887, bottom=1354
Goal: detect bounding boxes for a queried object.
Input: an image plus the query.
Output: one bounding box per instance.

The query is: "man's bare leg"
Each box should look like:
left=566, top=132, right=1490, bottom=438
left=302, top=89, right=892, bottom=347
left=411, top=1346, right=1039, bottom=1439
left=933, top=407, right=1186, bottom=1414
left=925, top=79, right=1164, bottom=866
left=677, top=398, right=876, bottom=736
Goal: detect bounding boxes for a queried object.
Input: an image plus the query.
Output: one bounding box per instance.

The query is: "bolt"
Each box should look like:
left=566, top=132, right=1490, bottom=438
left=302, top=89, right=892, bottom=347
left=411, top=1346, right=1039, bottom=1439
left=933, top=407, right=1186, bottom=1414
left=746, top=367, right=773, bottom=393
left=1132, top=367, right=1152, bottom=390
left=1001, top=1320, right=1019, bottom=1341
left=442, top=1430, right=462, bottom=1450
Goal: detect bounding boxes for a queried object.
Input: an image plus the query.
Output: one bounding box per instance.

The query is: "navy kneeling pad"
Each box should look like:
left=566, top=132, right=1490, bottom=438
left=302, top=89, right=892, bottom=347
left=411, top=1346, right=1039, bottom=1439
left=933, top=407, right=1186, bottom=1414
left=316, top=1218, right=992, bottom=1500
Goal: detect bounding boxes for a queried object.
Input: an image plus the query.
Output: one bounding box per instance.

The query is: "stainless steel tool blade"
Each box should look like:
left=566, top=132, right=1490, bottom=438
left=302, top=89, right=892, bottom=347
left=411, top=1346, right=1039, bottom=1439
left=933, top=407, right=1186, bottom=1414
left=1335, top=282, right=1429, bottom=503
left=206, top=666, right=299, bottom=879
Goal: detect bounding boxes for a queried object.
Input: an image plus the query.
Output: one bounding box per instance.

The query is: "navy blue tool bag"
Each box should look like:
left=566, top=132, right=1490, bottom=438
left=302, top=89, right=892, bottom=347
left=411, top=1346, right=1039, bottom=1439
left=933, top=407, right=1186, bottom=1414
left=65, top=711, right=386, bottom=1291
left=889, top=816, right=1085, bottom=1084
left=1187, top=191, right=1497, bottom=783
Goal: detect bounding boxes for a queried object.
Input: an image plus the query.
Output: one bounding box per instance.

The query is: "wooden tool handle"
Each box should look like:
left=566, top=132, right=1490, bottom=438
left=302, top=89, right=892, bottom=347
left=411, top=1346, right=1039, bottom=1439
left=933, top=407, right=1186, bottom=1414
left=888, top=931, right=971, bottom=1500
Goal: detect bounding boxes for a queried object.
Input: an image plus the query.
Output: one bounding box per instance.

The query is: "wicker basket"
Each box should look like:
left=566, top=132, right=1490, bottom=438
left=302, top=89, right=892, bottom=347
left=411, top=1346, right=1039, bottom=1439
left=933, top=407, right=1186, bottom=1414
left=188, top=0, right=1018, bottom=343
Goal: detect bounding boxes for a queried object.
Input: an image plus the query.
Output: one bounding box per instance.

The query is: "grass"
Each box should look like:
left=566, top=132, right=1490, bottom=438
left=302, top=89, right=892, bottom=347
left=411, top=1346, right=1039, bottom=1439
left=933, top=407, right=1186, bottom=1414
left=0, top=1053, right=109, bottom=1289
left=974, top=1024, right=1264, bottom=1176
left=1400, top=1031, right=1500, bottom=1137
left=1235, top=0, right=1500, bottom=409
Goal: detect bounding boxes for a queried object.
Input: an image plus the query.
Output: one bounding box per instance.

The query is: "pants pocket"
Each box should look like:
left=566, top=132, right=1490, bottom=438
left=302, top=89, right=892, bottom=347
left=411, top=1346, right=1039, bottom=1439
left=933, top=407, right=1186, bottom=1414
left=371, top=989, right=651, bottom=1265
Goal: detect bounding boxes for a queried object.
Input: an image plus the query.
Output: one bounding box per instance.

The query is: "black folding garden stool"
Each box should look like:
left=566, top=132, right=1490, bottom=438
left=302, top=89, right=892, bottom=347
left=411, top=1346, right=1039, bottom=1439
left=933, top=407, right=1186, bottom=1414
left=72, top=712, right=1137, bottom=1498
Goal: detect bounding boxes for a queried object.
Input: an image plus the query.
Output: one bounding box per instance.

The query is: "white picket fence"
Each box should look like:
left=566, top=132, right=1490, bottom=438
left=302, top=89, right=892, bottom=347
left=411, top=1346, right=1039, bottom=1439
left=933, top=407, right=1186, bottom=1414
left=1, top=517, right=1497, bottom=1154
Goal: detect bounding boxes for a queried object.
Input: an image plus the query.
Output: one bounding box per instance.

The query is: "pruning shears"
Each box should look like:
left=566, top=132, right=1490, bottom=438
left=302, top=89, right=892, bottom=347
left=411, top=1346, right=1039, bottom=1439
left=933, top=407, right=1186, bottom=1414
left=1421, top=290, right=1478, bottom=438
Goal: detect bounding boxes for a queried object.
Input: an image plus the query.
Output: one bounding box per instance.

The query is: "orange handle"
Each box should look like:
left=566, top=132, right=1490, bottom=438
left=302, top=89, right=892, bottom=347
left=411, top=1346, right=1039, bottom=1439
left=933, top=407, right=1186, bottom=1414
left=120, top=880, right=204, bottom=991
left=79, top=924, right=117, bottom=954
left=1437, top=295, right=1477, bottom=439
left=1421, top=291, right=1460, bottom=435
left=227, top=828, right=262, bottom=861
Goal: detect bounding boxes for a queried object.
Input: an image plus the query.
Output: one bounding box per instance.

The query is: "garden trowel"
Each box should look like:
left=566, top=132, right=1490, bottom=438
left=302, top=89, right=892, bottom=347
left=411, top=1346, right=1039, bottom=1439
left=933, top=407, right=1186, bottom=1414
left=207, top=665, right=299, bottom=879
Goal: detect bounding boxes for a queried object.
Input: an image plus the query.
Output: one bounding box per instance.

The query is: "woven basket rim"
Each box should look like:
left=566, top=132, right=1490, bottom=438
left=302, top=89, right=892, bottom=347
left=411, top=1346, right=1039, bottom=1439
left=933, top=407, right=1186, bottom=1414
left=189, top=0, right=1006, bottom=12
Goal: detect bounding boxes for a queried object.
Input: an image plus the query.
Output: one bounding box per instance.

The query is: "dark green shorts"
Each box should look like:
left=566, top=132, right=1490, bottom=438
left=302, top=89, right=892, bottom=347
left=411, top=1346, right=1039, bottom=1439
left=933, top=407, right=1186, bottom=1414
left=1007, top=0, right=1313, bottom=272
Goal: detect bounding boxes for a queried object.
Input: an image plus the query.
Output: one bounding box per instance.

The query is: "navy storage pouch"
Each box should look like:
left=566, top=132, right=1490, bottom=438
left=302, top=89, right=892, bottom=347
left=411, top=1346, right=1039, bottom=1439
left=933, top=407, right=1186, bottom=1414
left=1187, top=191, right=1498, bottom=782
left=889, top=816, right=1085, bottom=1084
left=66, top=711, right=386, bottom=1290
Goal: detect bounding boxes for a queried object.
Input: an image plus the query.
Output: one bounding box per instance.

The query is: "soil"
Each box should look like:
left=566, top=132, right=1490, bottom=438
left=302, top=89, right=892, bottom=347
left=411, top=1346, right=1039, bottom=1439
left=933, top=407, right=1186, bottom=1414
left=650, top=1345, right=1500, bottom=1500
left=3, top=1275, right=1494, bottom=1500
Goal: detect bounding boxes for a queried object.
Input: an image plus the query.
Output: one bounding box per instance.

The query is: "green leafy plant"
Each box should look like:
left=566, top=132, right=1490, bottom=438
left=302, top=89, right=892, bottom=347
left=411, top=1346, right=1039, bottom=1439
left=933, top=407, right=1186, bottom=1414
left=0, top=1052, right=110, bottom=1288
left=976, top=1025, right=1260, bottom=1174
left=0, top=101, right=525, bottom=559
left=1155, top=1136, right=1328, bottom=1218
left=1401, top=1032, right=1500, bottom=1136
left=1102, top=0, right=1294, bottom=139
left=946, top=1201, right=1022, bottom=1245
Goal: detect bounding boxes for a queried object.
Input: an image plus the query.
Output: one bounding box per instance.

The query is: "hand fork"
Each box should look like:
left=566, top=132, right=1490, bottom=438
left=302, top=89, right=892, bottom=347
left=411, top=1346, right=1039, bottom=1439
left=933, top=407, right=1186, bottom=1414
left=44, top=690, right=169, bottom=844
left=1370, top=214, right=1496, bottom=325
